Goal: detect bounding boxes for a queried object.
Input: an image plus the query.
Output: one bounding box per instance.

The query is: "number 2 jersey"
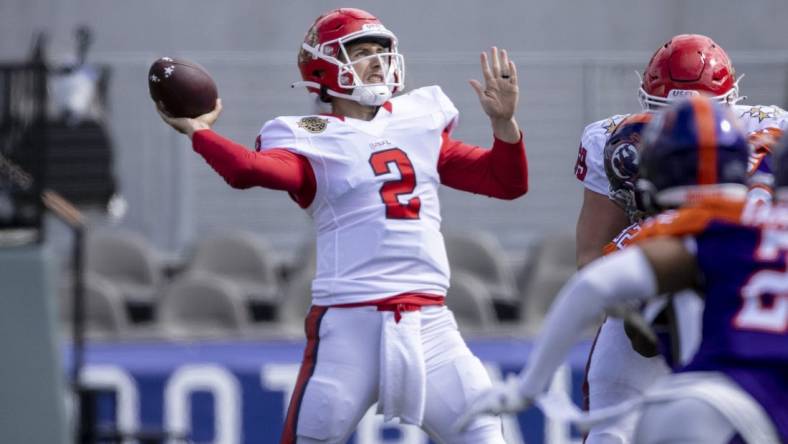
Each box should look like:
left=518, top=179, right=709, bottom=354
left=191, top=86, right=527, bottom=306
left=634, top=197, right=788, bottom=441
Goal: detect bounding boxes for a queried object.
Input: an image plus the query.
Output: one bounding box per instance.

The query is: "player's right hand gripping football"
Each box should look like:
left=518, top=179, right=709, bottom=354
left=156, top=98, right=222, bottom=139
left=454, top=374, right=533, bottom=432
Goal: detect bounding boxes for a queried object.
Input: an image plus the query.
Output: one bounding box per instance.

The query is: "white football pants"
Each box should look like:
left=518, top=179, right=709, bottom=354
left=585, top=318, right=669, bottom=444
left=281, top=305, right=504, bottom=444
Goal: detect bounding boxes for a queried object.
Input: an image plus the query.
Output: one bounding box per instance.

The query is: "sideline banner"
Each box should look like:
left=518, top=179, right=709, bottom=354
left=65, top=337, right=591, bottom=444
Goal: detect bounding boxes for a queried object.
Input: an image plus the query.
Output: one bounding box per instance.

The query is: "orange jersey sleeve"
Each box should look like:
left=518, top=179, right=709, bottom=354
left=633, top=197, right=745, bottom=243
left=603, top=222, right=643, bottom=255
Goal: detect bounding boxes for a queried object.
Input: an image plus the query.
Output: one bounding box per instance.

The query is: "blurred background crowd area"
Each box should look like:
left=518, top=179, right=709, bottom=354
left=59, top=227, right=575, bottom=340
left=2, top=0, right=788, bottom=341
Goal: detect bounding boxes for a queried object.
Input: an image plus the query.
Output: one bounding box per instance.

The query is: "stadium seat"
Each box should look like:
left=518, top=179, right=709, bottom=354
left=186, top=230, right=281, bottom=321
left=446, top=271, right=498, bottom=332
left=444, top=230, right=519, bottom=320
left=514, top=243, right=539, bottom=294
left=85, top=229, right=164, bottom=323
left=276, top=271, right=314, bottom=335
left=59, top=272, right=131, bottom=339
left=519, top=232, right=577, bottom=330
left=157, top=272, right=251, bottom=338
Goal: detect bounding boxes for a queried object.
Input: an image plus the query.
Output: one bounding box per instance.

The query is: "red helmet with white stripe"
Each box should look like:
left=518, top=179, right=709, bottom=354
left=295, top=8, right=404, bottom=106
left=638, top=34, right=740, bottom=110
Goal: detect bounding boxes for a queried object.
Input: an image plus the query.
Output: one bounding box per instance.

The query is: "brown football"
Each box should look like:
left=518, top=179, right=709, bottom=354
left=148, top=57, right=218, bottom=118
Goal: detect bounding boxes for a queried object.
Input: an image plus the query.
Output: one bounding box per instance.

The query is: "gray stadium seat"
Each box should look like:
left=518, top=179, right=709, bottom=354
left=59, top=272, right=131, bottom=339
left=86, top=229, right=164, bottom=322
left=519, top=232, right=577, bottom=330
left=446, top=271, right=498, bottom=332
left=514, top=243, right=540, bottom=297
left=158, top=272, right=251, bottom=338
left=444, top=230, right=519, bottom=320
left=187, top=230, right=281, bottom=306
left=276, top=271, right=314, bottom=336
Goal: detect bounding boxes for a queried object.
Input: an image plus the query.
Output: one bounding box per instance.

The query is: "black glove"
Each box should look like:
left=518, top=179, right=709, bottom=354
left=624, top=317, right=660, bottom=357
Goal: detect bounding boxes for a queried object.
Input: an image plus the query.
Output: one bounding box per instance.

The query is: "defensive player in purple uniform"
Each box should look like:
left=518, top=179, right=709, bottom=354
left=459, top=96, right=787, bottom=443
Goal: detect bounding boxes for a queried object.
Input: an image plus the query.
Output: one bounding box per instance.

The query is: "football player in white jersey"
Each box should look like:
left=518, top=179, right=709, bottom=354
left=572, top=34, right=788, bottom=444
left=155, top=7, right=527, bottom=444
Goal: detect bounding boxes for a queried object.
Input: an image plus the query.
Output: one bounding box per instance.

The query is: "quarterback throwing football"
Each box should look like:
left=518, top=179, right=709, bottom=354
left=156, top=8, right=528, bottom=444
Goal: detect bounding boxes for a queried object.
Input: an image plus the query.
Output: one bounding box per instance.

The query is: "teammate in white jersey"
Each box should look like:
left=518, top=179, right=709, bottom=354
left=571, top=34, right=788, bottom=444
left=575, top=33, right=788, bottom=268
left=155, top=8, right=527, bottom=444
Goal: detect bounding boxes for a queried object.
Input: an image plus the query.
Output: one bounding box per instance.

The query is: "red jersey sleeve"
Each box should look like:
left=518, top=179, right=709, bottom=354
left=192, top=129, right=316, bottom=208
left=437, top=131, right=528, bottom=199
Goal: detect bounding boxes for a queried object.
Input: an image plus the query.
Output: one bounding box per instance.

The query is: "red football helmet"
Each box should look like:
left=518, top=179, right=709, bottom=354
left=638, top=34, right=741, bottom=110
left=294, top=8, right=405, bottom=106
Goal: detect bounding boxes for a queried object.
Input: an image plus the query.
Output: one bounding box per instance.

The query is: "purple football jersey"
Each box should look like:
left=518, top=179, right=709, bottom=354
left=682, top=206, right=788, bottom=441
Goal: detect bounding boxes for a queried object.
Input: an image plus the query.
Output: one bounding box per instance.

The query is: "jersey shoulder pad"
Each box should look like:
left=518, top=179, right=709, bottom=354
left=258, top=117, right=296, bottom=151
left=635, top=197, right=745, bottom=242
left=580, top=114, right=629, bottom=152
left=393, top=85, right=459, bottom=132
left=576, top=114, right=629, bottom=193
left=258, top=116, right=329, bottom=157
left=733, top=104, right=788, bottom=131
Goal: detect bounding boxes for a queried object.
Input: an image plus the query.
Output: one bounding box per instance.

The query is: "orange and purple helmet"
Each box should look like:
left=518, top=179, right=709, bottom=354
left=637, top=96, right=749, bottom=211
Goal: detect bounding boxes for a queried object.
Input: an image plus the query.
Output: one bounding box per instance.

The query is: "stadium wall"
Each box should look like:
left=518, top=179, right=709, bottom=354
left=1, top=0, right=787, bottom=260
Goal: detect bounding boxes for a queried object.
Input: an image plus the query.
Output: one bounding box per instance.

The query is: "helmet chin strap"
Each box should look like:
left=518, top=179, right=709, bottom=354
left=292, top=81, right=392, bottom=107
left=351, top=84, right=392, bottom=106
left=326, top=84, right=392, bottom=107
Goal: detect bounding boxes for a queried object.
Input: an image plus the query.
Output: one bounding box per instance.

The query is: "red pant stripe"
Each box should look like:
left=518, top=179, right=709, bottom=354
left=279, top=305, right=328, bottom=444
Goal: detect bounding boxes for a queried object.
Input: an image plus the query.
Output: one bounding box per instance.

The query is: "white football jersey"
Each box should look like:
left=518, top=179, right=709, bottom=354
left=575, top=104, right=788, bottom=196
left=258, top=86, right=459, bottom=305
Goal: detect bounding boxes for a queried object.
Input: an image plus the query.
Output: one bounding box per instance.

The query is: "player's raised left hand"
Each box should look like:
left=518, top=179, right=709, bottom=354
left=470, top=47, right=518, bottom=121
left=469, top=47, right=520, bottom=142
left=453, top=374, right=532, bottom=432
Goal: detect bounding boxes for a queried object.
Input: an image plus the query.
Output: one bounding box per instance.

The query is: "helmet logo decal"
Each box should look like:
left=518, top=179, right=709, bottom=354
left=299, top=27, right=319, bottom=65
left=611, top=143, right=640, bottom=180
left=667, top=89, right=700, bottom=99
left=297, top=116, right=329, bottom=134
left=361, top=24, right=385, bottom=31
